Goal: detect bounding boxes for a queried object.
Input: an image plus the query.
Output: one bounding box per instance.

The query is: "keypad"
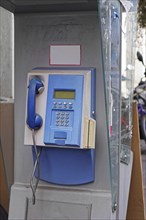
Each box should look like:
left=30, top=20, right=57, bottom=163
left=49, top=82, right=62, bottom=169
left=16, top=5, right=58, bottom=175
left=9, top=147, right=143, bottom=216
left=55, top=111, right=71, bottom=127
left=51, top=101, right=74, bottom=127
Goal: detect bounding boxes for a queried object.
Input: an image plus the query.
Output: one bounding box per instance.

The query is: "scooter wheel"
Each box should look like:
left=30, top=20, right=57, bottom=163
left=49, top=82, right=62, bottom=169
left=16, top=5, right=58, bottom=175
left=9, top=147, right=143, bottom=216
left=139, top=115, right=146, bottom=141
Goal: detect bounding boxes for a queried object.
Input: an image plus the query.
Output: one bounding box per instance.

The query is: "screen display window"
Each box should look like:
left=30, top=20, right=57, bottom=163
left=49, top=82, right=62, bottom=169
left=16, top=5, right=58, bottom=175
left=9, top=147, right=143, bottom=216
left=54, top=90, right=75, bottom=99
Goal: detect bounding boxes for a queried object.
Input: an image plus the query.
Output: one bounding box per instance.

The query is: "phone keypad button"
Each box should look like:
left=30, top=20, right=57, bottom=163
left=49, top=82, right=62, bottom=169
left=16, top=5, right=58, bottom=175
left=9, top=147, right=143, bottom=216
left=68, top=102, right=73, bottom=108
left=64, top=102, right=67, bottom=108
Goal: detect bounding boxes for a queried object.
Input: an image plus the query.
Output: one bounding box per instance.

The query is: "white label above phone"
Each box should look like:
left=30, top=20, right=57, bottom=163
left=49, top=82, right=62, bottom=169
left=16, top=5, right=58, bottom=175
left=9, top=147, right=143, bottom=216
left=49, top=45, right=81, bottom=66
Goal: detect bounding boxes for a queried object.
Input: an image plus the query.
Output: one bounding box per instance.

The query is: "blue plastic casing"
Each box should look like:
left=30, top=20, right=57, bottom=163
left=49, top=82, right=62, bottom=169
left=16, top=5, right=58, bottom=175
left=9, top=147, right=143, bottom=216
left=32, top=146, right=95, bottom=185
left=44, top=74, right=84, bottom=147
left=32, top=67, right=96, bottom=185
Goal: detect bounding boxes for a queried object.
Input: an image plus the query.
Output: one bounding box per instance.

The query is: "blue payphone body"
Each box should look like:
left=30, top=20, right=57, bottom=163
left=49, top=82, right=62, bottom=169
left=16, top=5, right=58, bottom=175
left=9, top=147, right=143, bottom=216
left=25, top=67, right=96, bottom=188
left=44, top=74, right=84, bottom=147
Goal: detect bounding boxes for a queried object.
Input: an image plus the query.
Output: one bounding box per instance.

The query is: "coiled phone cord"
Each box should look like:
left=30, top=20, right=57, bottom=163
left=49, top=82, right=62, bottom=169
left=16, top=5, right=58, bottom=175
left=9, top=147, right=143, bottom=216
left=30, top=129, right=42, bottom=205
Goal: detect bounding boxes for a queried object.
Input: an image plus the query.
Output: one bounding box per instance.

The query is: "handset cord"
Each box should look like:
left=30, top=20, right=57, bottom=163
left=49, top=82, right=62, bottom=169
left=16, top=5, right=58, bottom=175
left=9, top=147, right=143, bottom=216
left=30, top=129, right=42, bottom=205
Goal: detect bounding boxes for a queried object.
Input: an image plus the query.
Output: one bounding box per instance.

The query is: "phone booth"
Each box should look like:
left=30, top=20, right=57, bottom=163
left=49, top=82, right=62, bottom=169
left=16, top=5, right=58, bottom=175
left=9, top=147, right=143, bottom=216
left=0, top=0, right=139, bottom=219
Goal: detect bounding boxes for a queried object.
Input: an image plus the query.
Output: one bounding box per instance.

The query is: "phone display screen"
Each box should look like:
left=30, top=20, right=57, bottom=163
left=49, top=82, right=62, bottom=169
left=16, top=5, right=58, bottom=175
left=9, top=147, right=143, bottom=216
left=54, top=90, right=75, bottom=99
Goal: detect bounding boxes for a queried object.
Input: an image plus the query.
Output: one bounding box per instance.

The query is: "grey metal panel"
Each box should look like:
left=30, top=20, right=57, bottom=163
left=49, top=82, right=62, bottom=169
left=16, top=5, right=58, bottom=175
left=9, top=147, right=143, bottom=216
left=0, top=0, right=97, bottom=13
left=0, top=7, right=13, bottom=98
left=14, top=12, right=111, bottom=191
left=11, top=0, right=89, bottom=5
left=9, top=185, right=112, bottom=220
left=27, top=199, right=92, bottom=220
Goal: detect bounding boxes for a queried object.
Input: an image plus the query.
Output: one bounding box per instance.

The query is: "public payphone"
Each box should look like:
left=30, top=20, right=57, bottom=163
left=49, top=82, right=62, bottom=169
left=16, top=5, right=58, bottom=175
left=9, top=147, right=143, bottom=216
left=24, top=67, right=96, bottom=203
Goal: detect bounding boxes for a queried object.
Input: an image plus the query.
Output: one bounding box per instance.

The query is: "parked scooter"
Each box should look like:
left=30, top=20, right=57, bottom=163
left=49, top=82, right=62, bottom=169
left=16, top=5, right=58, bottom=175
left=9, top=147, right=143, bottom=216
left=133, top=51, right=146, bottom=141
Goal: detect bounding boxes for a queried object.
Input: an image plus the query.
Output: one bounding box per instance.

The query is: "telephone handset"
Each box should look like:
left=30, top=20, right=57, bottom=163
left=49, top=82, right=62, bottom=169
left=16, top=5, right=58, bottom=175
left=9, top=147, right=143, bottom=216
left=26, top=77, right=44, bottom=204
left=27, top=77, right=44, bottom=130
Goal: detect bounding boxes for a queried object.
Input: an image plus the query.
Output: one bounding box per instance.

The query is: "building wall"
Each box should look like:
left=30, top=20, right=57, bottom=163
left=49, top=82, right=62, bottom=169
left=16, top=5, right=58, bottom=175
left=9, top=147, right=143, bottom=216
left=0, top=7, right=14, bottom=98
